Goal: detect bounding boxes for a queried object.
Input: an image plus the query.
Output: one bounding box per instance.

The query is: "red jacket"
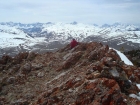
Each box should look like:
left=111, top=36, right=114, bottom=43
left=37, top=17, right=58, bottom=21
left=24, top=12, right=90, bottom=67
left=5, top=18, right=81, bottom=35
left=70, top=39, right=78, bottom=49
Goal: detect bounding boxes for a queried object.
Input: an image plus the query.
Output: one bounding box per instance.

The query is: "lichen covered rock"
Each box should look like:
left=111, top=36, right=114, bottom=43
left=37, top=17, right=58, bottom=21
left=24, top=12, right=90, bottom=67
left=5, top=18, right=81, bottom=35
left=0, top=42, right=140, bottom=105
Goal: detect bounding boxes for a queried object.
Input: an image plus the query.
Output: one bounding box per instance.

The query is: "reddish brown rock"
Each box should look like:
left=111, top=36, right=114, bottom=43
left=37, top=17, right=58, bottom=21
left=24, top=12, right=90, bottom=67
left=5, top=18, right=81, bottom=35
left=12, top=52, right=29, bottom=64
left=11, top=99, right=29, bottom=105
left=34, top=78, right=129, bottom=105
left=6, top=76, right=16, bottom=84
left=19, top=63, right=31, bottom=75
left=0, top=55, right=12, bottom=64
left=62, top=51, right=83, bottom=69
left=105, top=49, right=121, bottom=62
left=0, top=97, right=6, bottom=105
left=27, top=52, right=37, bottom=61
left=0, top=42, right=140, bottom=105
left=0, top=64, right=4, bottom=71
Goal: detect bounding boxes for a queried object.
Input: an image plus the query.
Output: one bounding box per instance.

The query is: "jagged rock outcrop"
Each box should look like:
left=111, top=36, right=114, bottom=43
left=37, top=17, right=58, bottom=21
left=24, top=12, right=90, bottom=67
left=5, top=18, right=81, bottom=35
left=0, top=42, right=140, bottom=105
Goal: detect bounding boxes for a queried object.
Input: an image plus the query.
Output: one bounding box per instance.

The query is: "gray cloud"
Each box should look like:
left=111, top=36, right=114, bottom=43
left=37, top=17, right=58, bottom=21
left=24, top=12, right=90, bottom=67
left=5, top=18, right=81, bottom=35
left=0, top=0, right=140, bottom=25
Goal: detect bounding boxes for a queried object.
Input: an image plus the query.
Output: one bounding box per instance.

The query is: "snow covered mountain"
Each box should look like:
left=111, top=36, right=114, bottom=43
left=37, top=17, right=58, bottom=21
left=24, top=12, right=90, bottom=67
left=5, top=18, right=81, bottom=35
left=0, top=22, right=140, bottom=57
left=0, top=25, right=35, bottom=48
left=0, top=24, right=47, bottom=57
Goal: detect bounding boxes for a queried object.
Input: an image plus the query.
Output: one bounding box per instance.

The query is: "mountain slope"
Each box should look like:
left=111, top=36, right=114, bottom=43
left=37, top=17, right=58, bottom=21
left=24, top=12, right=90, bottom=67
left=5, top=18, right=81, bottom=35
left=0, top=24, right=49, bottom=57
left=0, top=42, right=140, bottom=105
left=0, top=25, right=35, bottom=48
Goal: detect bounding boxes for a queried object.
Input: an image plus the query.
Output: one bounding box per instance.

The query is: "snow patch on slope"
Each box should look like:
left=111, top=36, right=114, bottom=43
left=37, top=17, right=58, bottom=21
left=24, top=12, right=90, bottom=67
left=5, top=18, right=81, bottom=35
left=111, top=48, right=133, bottom=65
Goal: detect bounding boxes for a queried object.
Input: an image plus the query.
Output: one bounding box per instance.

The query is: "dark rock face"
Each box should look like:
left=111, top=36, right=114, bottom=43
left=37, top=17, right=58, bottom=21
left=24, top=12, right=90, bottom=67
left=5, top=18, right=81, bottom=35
left=0, top=42, right=140, bottom=105
left=124, top=49, right=140, bottom=67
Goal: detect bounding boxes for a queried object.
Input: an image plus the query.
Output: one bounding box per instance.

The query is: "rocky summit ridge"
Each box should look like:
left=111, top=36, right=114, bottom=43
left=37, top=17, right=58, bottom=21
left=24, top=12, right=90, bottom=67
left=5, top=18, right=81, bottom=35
left=0, top=42, right=140, bottom=105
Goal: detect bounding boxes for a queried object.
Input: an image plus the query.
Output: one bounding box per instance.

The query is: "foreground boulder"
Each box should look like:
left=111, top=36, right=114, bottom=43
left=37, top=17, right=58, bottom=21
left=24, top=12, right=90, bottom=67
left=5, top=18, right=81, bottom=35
left=0, top=42, right=140, bottom=105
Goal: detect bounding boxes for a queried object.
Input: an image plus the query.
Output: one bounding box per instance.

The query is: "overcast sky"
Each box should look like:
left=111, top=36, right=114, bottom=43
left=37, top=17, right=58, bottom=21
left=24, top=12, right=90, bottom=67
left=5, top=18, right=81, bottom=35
left=0, top=0, right=140, bottom=25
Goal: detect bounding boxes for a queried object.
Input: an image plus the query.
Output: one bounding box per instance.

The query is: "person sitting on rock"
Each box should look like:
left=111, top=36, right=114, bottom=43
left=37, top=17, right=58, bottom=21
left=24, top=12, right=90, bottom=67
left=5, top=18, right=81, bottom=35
left=70, top=39, right=78, bottom=49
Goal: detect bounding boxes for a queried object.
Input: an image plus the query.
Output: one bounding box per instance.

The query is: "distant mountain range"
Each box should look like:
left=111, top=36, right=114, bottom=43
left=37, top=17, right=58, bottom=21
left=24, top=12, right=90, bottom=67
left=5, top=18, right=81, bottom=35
left=0, top=22, right=140, bottom=57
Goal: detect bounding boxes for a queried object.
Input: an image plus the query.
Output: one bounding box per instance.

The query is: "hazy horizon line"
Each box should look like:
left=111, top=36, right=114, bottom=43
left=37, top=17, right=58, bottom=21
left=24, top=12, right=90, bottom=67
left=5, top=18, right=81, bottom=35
left=0, top=21, right=140, bottom=26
